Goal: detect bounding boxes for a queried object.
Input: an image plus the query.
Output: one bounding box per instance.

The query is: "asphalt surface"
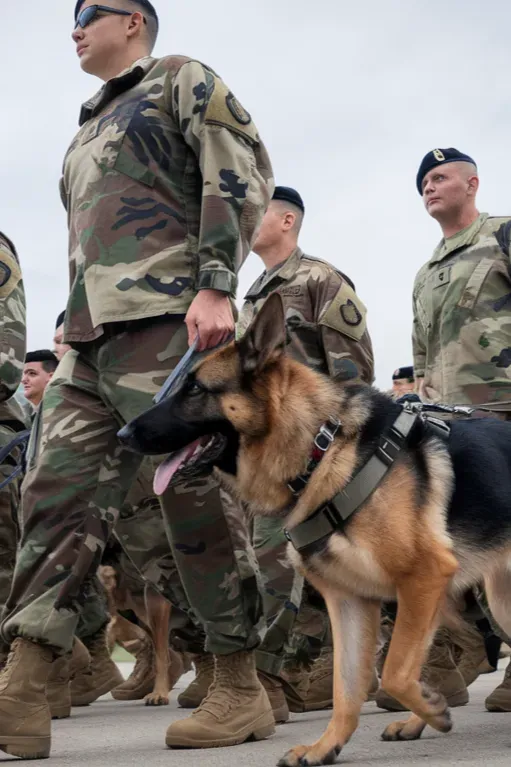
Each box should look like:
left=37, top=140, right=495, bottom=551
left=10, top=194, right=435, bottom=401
left=2, top=660, right=511, bottom=766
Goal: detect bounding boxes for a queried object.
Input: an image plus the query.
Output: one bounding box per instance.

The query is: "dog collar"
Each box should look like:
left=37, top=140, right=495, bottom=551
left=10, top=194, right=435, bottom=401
left=287, top=417, right=341, bottom=496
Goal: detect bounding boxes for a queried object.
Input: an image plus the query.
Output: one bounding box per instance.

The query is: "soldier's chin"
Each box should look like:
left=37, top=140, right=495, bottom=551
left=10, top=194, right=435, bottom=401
left=78, top=50, right=99, bottom=76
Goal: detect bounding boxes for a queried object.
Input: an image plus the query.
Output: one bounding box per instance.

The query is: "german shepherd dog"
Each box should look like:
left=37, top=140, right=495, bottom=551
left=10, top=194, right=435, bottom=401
left=119, top=294, right=511, bottom=766
left=97, top=559, right=176, bottom=706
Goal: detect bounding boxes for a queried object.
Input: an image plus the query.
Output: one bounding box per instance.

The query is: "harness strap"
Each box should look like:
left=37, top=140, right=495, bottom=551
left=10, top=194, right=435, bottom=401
left=285, top=409, right=418, bottom=552
left=0, top=429, right=31, bottom=493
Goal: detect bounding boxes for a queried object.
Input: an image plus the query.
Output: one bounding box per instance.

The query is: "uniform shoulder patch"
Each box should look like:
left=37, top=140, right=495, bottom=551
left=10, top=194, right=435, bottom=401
left=0, top=235, right=21, bottom=299
left=204, top=77, right=259, bottom=144
left=319, top=281, right=367, bottom=341
left=226, top=92, right=251, bottom=125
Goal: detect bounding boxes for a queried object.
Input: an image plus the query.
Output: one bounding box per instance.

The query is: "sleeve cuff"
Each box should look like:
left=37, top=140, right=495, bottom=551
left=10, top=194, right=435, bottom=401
left=197, top=270, right=237, bottom=295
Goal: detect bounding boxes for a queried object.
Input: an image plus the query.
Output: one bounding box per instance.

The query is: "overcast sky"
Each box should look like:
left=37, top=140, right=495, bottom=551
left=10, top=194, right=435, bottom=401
left=2, top=0, right=510, bottom=388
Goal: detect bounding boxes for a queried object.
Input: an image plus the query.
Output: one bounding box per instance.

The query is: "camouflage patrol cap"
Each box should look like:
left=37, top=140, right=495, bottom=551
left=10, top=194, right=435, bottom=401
left=392, top=366, right=414, bottom=381
left=74, top=0, right=159, bottom=30
left=416, top=148, right=476, bottom=195
left=273, top=186, right=305, bottom=212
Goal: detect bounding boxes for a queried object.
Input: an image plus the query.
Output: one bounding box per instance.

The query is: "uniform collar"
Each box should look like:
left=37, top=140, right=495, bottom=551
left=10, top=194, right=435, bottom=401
left=79, top=56, right=156, bottom=127
left=245, top=247, right=303, bottom=298
left=429, top=212, right=489, bottom=265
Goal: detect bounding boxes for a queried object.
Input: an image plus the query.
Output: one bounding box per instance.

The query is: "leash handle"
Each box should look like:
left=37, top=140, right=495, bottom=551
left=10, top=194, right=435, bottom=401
left=153, top=337, right=200, bottom=405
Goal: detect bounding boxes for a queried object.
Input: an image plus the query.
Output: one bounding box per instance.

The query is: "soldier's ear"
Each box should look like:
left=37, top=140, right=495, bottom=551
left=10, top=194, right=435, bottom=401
left=237, top=293, right=287, bottom=376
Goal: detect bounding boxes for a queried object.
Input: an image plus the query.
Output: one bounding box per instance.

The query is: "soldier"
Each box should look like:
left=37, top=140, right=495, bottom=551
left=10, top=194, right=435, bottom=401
left=53, top=310, right=200, bottom=708
left=0, top=0, right=273, bottom=759
left=21, top=351, right=58, bottom=409
left=410, top=147, right=511, bottom=714
left=391, top=366, right=415, bottom=398
left=18, top=316, right=122, bottom=715
left=52, top=311, right=71, bottom=361
left=0, top=233, right=27, bottom=670
left=238, top=186, right=375, bottom=716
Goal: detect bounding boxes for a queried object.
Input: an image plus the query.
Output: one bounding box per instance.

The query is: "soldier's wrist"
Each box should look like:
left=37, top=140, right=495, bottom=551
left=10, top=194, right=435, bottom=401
left=197, top=270, right=237, bottom=296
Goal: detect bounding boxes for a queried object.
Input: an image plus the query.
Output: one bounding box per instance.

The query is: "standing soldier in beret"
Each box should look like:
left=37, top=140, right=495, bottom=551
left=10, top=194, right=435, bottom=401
left=391, top=366, right=415, bottom=398
left=0, top=0, right=274, bottom=758
left=382, top=148, right=511, bottom=714
left=236, top=186, right=375, bottom=718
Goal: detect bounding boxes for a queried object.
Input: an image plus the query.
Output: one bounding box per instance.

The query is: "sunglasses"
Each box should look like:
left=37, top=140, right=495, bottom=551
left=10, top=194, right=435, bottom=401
left=75, top=4, right=147, bottom=29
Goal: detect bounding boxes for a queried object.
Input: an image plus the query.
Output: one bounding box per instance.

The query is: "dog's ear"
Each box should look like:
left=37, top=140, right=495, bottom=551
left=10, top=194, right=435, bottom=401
left=237, top=293, right=287, bottom=376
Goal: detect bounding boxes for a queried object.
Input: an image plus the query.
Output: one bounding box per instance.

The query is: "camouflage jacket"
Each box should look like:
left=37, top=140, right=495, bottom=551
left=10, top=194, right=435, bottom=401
left=61, top=55, right=274, bottom=343
left=0, top=233, right=27, bottom=426
left=238, top=248, right=374, bottom=383
left=413, top=212, right=511, bottom=407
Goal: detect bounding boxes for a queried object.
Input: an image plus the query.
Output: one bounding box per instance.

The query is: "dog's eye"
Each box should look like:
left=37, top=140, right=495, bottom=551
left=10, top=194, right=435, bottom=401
left=187, top=380, right=205, bottom=396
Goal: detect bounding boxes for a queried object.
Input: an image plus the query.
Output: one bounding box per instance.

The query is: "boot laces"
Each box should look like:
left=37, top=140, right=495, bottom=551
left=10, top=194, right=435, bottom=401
left=309, top=650, right=333, bottom=683
left=195, top=654, right=215, bottom=680
left=0, top=641, right=22, bottom=677
left=130, top=640, right=154, bottom=681
left=191, top=681, right=237, bottom=721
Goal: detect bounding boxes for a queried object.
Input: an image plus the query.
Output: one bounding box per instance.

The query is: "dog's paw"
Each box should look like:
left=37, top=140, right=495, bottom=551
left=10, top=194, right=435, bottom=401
left=381, top=719, right=426, bottom=741
left=277, top=745, right=341, bottom=766
left=144, top=692, right=169, bottom=707
left=428, top=707, right=452, bottom=734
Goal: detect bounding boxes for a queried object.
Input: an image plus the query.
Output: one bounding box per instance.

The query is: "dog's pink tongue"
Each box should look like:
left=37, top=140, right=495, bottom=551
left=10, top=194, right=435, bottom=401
left=153, top=440, right=202, bottom=495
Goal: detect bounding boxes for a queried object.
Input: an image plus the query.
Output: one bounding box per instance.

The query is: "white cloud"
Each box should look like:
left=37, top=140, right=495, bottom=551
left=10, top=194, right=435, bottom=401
left=2, top=0, right=510, bottom=386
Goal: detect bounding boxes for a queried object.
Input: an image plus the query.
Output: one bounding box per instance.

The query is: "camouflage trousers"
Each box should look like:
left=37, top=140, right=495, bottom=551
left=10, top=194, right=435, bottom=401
left=252, top=515, right=331, bottom=675
left=1, top=317, right=262, bottom=655
left=0, top=424, right=22, bottom=654
left=113, top=458, right=206, bottom=653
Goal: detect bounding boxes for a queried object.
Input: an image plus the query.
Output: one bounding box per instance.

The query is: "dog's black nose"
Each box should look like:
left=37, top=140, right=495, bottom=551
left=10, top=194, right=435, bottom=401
left=117, top=423, right=134, bottom=446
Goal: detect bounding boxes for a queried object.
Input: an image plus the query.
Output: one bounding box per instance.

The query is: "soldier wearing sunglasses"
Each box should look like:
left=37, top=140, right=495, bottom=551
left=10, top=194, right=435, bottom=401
left=0, top=0, right=274, bottom=759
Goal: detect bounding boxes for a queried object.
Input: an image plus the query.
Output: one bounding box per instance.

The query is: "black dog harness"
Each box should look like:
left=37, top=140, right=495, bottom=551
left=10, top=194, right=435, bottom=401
left=284, top=404, right=454, bottom=553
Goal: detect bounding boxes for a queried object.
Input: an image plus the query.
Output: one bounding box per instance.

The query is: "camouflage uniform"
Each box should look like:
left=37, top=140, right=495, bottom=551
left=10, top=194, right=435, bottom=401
left=413, top=211, right=511, bottom=646
left=238, top=247, right=374, bottom=673
left=0, top=234, right=27, bottom=656
left=1, top=56, right=273, bottom=656
left=413, top=212, right=511, bottom=407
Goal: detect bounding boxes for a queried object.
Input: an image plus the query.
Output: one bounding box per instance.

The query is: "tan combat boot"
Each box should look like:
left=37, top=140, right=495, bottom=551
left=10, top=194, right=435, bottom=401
left=279, top=658, right=311, bottom=713
left=376, top=629, right=468, bottom=711
left=485, top=658, right=511, bottom=711
left=257, top=670, right=290, bottom=724
left=452, top=625, right=487, bottom=687
left=177, top=651, right=215, bottom=708
left=71, top=626, right=124, bottom=706
left=0, top=638, right=53, bottom=759
left=165, top=651, right=275, bottom=748
left=112, top=633, right=155, bottom=700
left=302, top=647, right=333, bottom=711
left=47, top=638, right=91, bottom=719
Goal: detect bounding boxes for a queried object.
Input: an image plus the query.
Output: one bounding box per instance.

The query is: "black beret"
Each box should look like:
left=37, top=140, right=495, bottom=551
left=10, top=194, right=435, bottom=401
left=392, top=366, right=414, bottom=381
left=25, top=350, right=58, bottom=365
left=272, top=186, right=305, bottom=213
left=55, top=311, right=66, bottom=330
left=416, top=148, right=476, bottom=195
left=74, top=0, right=159, bottom=29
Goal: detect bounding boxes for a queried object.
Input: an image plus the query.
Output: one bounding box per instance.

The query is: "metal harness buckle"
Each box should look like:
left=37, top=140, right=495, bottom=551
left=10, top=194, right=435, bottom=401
left=314, top=418, right=340, bottom=452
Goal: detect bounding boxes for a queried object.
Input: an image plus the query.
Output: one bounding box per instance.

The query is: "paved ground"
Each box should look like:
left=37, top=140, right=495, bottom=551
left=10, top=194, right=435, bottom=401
left=3, top=660, right=511, bottom=766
